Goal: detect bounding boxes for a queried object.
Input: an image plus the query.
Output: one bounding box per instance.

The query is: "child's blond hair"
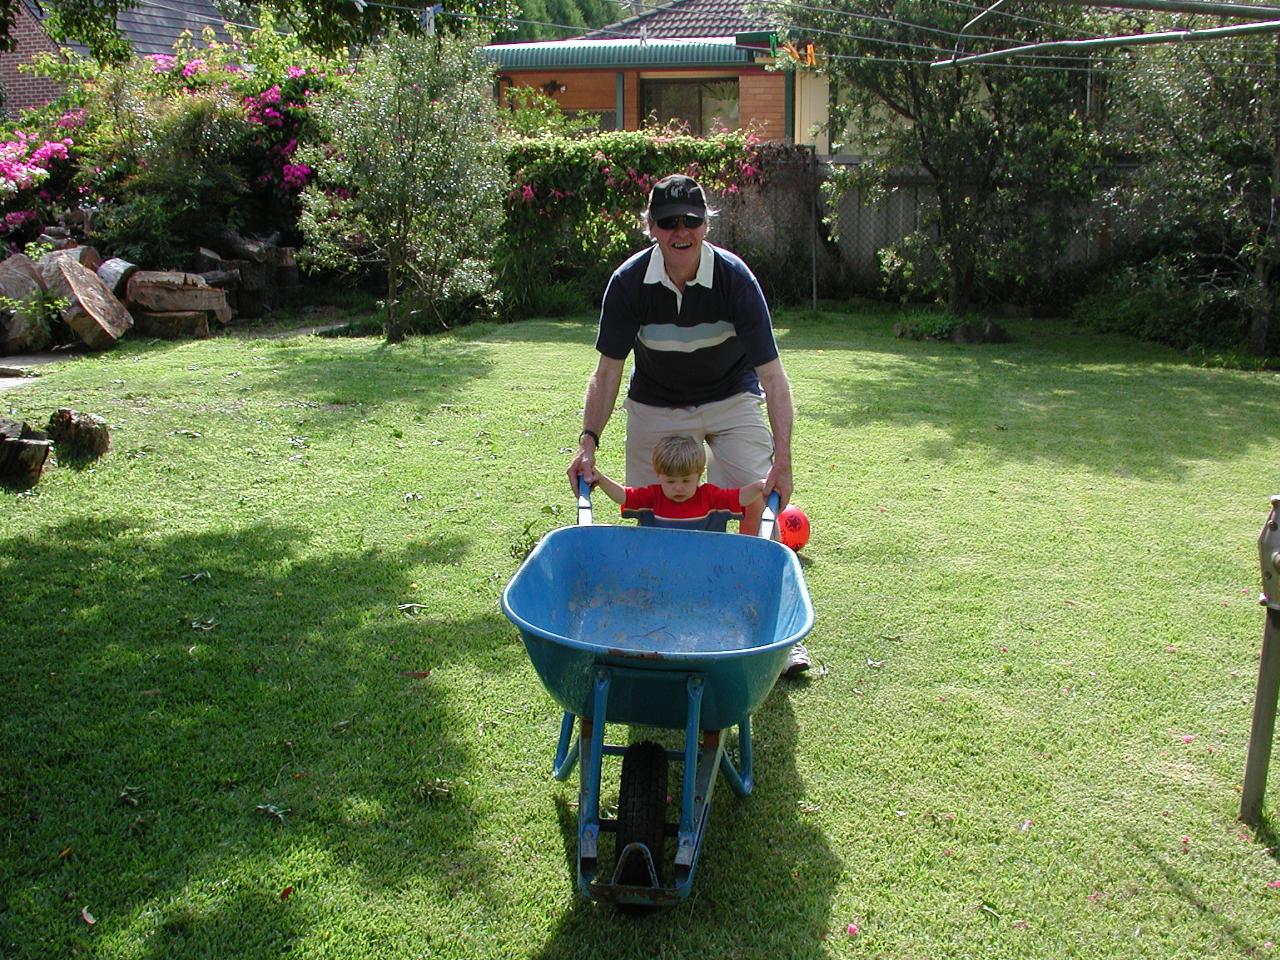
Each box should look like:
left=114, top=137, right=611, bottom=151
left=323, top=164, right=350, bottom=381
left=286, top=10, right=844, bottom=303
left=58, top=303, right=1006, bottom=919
left=652, top=435, right=705, bottom=477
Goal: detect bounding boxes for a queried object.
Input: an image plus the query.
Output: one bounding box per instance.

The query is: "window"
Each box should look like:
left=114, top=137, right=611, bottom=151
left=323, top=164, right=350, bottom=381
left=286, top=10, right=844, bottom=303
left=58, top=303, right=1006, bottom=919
left=640, top=79, right=739, bottom=136
left=565, top=109, right=618, bottom=131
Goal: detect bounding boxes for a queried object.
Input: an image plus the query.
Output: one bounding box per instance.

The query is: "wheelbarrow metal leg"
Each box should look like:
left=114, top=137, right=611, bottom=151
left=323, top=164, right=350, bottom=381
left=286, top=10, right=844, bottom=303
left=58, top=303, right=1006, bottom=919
left=553, top=711, right=579, bottom=781
left=718, top=717, right=755, bottom=798
left=576, top=669, right=611, bottom=894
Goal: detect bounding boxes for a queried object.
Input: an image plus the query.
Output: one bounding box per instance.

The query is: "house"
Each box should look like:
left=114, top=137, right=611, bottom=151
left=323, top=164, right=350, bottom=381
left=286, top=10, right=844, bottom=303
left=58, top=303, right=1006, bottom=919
left=0, top=0, right=230, bottom=117
left=484, top=0, right=829, bottom=151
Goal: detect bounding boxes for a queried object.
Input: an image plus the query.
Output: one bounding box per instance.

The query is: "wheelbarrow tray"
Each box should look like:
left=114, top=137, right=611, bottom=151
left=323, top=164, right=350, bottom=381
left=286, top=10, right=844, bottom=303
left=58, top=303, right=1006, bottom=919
left=502, top=524, right=814, bottom=731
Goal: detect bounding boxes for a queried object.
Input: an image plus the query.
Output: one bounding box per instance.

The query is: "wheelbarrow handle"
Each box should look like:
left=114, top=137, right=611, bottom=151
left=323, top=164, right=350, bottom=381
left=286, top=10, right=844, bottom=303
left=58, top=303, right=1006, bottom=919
left=759, top=491, right=781, bottom=541
left=577, top=476, right=593, bottom=526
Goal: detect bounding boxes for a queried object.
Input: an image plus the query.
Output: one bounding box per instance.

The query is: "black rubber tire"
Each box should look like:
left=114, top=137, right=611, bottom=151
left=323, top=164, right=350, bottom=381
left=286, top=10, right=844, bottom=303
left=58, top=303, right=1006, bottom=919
left=615, top=740, right=668, bottom=888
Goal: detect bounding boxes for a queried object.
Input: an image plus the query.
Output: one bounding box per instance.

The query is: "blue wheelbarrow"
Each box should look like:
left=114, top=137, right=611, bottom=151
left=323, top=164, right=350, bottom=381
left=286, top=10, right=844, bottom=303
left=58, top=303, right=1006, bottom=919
left=500, top=483, right=814, bottom=907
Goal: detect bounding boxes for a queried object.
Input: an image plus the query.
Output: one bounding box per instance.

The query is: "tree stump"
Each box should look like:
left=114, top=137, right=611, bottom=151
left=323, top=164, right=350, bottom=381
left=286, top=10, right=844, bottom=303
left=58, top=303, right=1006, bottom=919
left=46, top=407, right=109, bottom=459
left=0, top=417, right=52, bottom=486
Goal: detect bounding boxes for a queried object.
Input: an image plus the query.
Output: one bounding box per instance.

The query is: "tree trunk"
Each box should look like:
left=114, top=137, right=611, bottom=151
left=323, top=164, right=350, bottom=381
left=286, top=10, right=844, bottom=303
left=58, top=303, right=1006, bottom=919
left=385, top=250, right=405, bottom=344
left=1249, top=34, right=1280, bottom=357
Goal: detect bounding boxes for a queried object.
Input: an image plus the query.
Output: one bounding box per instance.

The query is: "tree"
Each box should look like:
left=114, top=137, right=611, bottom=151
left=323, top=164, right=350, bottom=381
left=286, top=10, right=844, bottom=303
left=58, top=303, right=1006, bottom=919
left=1104, top=22, right=1279, bottom=356
left=298, top=26, right=506, bottom=342
left=16, top=0, right=519, bottom=62
left=770, top=0, right=1103, bottom=313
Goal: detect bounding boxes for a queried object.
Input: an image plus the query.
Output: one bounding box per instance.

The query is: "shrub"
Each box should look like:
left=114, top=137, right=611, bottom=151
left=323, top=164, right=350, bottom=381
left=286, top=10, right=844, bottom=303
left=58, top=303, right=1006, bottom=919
left=499, top=126, right=767, bottom=318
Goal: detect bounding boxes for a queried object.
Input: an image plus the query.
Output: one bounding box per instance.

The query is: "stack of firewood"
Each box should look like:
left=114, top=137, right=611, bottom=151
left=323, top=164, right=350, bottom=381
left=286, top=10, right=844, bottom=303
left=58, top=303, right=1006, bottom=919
left=0, top=231, right=302, bottom=355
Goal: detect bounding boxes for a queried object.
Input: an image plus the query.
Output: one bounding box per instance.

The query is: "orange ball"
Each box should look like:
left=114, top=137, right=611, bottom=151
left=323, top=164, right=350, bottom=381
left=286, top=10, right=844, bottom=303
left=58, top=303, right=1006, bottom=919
left=778, top=505, right=810, bottom=551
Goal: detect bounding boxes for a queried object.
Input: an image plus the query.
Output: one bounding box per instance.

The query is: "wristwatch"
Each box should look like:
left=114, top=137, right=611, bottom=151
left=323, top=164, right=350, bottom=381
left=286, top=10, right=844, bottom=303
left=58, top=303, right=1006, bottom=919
left=579, top=429, right=600, bottom=448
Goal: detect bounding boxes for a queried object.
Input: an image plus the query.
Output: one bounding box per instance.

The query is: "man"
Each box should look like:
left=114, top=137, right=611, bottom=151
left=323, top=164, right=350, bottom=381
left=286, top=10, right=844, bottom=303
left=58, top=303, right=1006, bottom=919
left=566, top=173, right=809, bottom=675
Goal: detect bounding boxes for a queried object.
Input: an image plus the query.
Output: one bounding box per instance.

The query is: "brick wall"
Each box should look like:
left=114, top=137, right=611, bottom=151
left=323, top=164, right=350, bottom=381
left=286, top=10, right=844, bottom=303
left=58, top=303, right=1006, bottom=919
left=739, top=72, right=786, bottom=142
left=0, top=5, right=64, bottom=117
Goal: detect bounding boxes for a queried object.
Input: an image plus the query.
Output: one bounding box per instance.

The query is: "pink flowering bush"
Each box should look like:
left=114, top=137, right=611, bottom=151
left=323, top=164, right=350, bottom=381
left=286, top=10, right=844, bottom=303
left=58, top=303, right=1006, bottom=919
left=0, top=129, right=77, bottom=249
left=14, top=11, right=345, bottom=265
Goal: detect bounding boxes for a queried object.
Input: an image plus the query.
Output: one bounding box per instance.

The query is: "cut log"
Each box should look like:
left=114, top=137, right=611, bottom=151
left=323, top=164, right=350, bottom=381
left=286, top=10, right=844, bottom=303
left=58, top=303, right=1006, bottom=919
left=46, top=407, right=109, bottom=459
left=237, top=288, right=267, bottom=319
left=96, top=258, right=139, bottom=298
left=126, top=271, right=228, bottom=314
left=0, top=253, right=46, bottom=292
left=191, top=247, right=224, bottom=272
left=131, top=310, right=210, bottom=339
left=197, top=269, right=240, bottom=291
left=0, top=418, right=51, bottom=486
left=212, top=229, right=269, bottom=263
left=39, top=245, right=104, bottom=278
left=233, top=260, right=268, bottom=291
left=36, top=233, right=75, bottom=250
left=0, top=255, right=50, bottom=354
left=45, top=259, right=132, bottom=350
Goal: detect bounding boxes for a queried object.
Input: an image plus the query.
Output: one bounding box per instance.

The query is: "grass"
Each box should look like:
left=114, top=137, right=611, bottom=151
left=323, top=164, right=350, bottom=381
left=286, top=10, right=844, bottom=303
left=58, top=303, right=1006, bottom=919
left=2, top=306, right=1279, bottom=958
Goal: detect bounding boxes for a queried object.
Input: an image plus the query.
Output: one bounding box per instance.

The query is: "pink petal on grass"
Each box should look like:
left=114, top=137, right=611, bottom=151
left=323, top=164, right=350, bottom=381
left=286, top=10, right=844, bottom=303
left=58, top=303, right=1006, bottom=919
left=847, top=923, right=860, bottom=937
left=1267, top=880, right=1280, bottom=889
left=80, top=907, right=96, bottom=926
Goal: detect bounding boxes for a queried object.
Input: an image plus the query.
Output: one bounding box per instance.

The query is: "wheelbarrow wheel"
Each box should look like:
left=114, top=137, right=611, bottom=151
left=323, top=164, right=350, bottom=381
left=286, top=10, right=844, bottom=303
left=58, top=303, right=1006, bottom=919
left=615, top=740, right=668, bottom=888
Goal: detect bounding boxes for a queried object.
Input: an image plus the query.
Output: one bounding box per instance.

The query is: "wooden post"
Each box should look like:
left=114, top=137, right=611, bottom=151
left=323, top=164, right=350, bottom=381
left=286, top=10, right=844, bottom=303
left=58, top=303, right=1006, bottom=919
left=1242, top=495, right=1280, bottom=825
left=1242, top=608, right=1280, bottom=824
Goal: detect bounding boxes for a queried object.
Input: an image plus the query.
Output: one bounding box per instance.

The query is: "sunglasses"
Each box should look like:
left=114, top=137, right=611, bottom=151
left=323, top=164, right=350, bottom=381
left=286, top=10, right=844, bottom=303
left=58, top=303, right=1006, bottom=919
left=654, top=214, right=705, bottom=231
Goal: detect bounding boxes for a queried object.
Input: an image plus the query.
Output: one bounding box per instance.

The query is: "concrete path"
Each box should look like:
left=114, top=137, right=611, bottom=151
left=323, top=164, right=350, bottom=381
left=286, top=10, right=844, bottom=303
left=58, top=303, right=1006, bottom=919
left=0, top=352, right=76, bottom=394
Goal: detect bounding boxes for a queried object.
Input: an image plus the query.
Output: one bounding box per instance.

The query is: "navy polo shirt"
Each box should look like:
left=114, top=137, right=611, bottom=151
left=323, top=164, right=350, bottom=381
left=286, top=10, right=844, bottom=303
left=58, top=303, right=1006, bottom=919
left=595, top=241, right=779, bottom=408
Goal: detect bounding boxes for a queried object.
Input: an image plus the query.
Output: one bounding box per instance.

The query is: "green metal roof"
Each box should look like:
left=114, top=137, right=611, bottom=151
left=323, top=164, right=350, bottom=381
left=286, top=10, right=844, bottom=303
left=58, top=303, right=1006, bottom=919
left=483, top=37, right=757, bottom=70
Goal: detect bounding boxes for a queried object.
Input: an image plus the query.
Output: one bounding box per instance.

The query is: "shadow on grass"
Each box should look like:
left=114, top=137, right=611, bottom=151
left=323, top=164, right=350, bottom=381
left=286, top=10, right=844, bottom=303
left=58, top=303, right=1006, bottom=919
left=1134, top=836, right=1263, bottom=955
left=785, top=318, right=1278, bottom=482
left=531, top=688, right=840, bottom=958
left=0, top=515, right=507, bottom=957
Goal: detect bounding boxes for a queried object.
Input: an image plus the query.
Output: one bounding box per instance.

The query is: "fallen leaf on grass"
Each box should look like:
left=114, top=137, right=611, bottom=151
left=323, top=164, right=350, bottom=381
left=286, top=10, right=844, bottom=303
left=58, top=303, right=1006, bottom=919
left=80, top=907, right=96, bottom=926
left=190, top=618, right=217, bottom=631
left=401, top=670, right=432, bottom=679
left=179, top=570, right=211, bottom=583
left=280, top=886, right=294, bottom=901
left=256, top=803, right=290, bottom=824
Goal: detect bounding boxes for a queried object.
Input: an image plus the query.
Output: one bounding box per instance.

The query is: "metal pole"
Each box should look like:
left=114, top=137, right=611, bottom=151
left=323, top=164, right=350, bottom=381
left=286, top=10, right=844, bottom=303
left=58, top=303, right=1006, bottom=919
left=810, top=149, right=819, bottom=311
left=1241, top=608, right=1280, bottom=824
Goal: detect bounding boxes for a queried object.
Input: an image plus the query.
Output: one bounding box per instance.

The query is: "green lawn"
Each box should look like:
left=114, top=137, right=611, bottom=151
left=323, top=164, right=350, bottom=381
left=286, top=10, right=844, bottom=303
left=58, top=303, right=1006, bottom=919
left=2, top=307, right=1279, bottom=958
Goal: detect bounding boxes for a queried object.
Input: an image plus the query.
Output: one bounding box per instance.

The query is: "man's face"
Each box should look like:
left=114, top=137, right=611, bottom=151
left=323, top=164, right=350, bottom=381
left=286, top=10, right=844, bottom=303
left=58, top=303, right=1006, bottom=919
left=650, top=214, right=708, bottom=276
left=657, top=471, right=700, bottom=503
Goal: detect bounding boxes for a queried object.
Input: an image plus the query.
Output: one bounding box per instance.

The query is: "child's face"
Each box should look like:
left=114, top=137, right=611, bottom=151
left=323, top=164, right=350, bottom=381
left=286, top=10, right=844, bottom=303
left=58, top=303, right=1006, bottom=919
left=657, top=471, right=700, bottom=503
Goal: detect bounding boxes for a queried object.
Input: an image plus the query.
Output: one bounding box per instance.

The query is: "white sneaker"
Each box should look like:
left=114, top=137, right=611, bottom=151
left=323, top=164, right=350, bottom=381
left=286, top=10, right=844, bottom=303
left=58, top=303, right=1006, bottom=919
left=783, top=642, right=812, bottom=677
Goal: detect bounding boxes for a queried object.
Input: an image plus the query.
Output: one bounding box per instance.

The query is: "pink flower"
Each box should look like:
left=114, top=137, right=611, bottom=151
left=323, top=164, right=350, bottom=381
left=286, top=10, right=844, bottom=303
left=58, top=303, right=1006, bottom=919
left=281, top=162, right=312, bottom=189
left=55, top=109, right=88, bottom=129
left=182, top=58, right=207, bottom=78
left=149, top=54, right=176, bottom=72
left=846, top=923, right=860, bottom=937
left=286, top=66, right=306, bottom=79
left=521, top=184, right=535, bottom=202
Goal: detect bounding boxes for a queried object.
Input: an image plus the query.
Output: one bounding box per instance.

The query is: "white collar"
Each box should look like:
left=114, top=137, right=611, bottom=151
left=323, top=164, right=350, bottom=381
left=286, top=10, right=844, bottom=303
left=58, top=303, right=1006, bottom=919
left=644, top=241, right=715, bottom=293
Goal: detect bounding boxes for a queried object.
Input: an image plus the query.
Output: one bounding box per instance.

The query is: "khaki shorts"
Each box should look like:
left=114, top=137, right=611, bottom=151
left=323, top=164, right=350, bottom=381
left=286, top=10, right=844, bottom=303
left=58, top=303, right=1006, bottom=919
left=623, top=392, right=774, bottom=487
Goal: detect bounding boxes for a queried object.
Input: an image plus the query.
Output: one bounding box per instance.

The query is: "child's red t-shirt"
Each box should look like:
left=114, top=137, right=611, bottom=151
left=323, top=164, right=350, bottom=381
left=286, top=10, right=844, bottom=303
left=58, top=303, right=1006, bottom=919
left=620, top=483, right=742, bottom=531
